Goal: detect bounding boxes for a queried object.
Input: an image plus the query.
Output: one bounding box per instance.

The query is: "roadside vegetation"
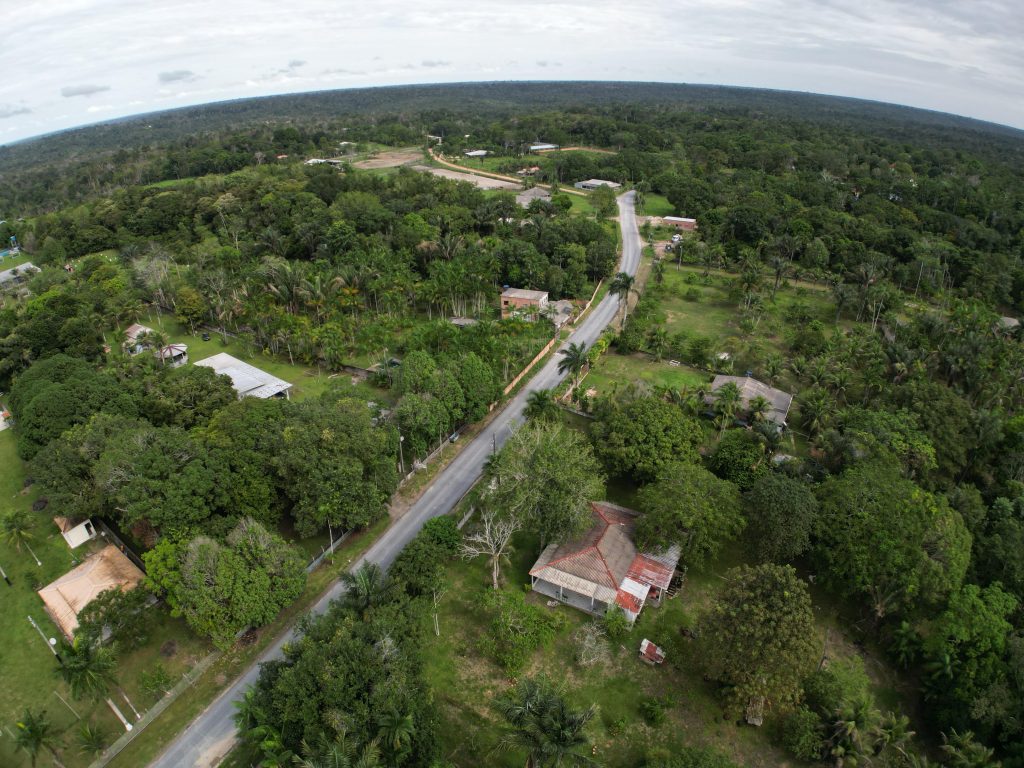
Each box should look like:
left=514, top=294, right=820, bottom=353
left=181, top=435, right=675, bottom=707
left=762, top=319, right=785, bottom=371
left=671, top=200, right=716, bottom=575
left=1, top=83, right=1023, bottom=767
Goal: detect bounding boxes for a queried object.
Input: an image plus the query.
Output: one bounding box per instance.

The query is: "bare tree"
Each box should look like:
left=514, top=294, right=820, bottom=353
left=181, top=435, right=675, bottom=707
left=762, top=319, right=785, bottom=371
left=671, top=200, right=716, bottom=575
left=573, top=623, right=609, bottom=668
left=460, top=511, right=521, bottom=590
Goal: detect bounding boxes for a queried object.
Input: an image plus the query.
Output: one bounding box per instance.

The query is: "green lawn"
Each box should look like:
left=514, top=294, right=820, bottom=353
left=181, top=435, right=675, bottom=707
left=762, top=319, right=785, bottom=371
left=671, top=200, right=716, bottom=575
left=651, top=265, right=836, bottom=373
left=424, top=528, right=803, bottom=768
left=424, top=515, right=923, bottom=768
left=584, top=352, right=710, bottom=399
left=0, top=430, right=212, bottom=768
left=0, top=251, right=34, bottom=271
left=124, top=312, right=394, bottom=405
left=639, top=193, right=675, bottom=217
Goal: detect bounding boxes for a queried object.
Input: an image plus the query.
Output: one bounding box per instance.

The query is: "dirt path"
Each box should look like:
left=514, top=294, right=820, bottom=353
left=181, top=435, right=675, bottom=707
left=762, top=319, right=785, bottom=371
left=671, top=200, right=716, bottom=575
left=413, top=165, right=520, bottom=190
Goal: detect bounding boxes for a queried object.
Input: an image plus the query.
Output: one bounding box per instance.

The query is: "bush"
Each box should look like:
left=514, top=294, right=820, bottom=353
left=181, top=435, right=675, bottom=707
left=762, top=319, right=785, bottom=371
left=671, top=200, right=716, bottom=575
left=684, top=287, right=702, bottom=302
left=640, top=695, right=672, bottom=726
left=481, top=590, right=563, bottom=673
left=779, top=706, right=824, bottom=761
left=421, top=516, right=462, bottom=554
left=603, top=606, right=632, bottom=644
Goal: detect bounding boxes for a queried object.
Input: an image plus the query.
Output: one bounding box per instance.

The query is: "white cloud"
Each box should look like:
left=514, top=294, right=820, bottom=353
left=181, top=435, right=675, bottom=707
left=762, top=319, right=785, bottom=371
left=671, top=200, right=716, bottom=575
left=0, top=0, right=1020, bottom=144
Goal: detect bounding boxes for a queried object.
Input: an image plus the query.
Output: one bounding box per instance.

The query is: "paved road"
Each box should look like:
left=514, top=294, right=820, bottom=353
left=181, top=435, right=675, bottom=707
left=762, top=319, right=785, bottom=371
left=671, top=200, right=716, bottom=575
left=150, top=192, right=643, bottom=768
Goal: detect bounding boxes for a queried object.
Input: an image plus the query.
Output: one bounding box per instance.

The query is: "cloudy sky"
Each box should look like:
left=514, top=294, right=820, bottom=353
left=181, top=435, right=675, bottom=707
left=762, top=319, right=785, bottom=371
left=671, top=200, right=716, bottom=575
left=1, top=0, right=1022, bottom=143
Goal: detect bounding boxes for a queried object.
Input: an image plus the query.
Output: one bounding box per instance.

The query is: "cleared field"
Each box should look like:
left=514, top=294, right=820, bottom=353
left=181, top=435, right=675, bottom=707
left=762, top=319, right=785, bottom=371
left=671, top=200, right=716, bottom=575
left=413, top=165, right=521, bottom=190
left=584, top=352, right=709, bottom=398
left=639, top=193, right=675, bottom=217
left=352, top=147, right=423, bottom=169
left=127, top=312, right=394, bottom=404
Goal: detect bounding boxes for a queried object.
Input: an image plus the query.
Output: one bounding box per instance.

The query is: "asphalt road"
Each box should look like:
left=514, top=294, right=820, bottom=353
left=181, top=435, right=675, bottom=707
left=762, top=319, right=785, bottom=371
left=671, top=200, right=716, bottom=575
left=150, top=191, right=643, bottom=768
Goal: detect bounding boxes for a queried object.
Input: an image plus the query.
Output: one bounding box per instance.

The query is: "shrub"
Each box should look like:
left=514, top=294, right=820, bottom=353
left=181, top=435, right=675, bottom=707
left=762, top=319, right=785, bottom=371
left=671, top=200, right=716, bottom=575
left=779, top=706, right=824, bottom=761
left=684, top=287, right=702, bottom=302
left=481, top=590, right=563, bottom=673
left=603, top=606, right=632, bottom=644
left=640, top=695, right=672, bottom=726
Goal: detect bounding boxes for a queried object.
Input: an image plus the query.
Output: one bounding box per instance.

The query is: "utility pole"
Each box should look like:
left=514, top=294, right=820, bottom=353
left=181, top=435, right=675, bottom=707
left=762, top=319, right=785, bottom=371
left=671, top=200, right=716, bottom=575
left=53, top=691, right=81, bottom=720
left=0, top=561, right=10, bottom=586
left=398, top=434, right=405, bottom=476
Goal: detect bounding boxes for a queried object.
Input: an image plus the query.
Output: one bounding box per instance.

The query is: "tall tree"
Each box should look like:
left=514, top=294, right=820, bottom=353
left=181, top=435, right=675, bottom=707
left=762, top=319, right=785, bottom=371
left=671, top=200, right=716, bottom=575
left=700, top=564, right=817, bottom=718
left=496, top=678, right=597, bottom=768
left=57, top=636, right=119, bottom=700
left=635, top=461, right=744, bottom=566
left=486, top=421, right=605, bottom=546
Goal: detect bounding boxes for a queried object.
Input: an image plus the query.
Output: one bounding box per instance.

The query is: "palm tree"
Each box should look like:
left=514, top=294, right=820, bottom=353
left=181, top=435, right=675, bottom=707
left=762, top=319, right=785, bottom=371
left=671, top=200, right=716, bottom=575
left=14, top=709, right=66, bottom=767
left=58, top=636, right=118, bottom=700
left=376, top=710, right=415, bottom=760
left=77, top=722, right=107, bottom=756
left=647, top=327, right=668, bottom=361
left=2, top=508, right=34, bottom=551
left=496, top=678, right=597, bottom=768
left=828, top=695, right=882, bottom=768
left=339, top=563, right=389, bottom=616
left=142, top=329, right=169, bottom=364
left=712, top=382, right=742, bottom=435
left=609, top=272, right=636, bottom=325
left=747, top=395, right=771, bottom=424
left=525, top=389, right=560, bottom=422
left=940, top=729, right=999, bottom=768
left=294, top=730, right=381, bottom=768
left=557, top=342, right=589, bottom=391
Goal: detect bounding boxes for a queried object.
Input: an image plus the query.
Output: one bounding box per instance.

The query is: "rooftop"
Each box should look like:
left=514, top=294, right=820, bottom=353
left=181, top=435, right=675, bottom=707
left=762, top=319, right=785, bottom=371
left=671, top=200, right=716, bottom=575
left=707, top=375, right=793, bottom=425
left=576, top=179, right=622, bottom=188
left=0, top=261, right=39, bottom=285
left=530, top=502, right=680, bottom=618
left=501, top=287, right=549, bottom=301
left=663, top=216, right=697, bottom=223
left=194, top=352, right=292, bottom=399
left=125, top=323, right=154, bottom=342
left=38, top=544, right=145, bottom=639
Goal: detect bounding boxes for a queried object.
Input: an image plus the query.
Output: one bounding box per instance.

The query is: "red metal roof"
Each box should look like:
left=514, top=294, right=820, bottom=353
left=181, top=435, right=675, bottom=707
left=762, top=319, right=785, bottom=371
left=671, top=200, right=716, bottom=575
left=627, top=554, right=675, bottom=591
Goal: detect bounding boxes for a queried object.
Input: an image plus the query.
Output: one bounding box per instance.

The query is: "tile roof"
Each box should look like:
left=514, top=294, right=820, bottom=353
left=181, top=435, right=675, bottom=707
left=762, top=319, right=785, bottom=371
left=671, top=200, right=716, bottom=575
left=530, top=502, right=681, bottom=618
left=37, top=544, right=144, bottom=638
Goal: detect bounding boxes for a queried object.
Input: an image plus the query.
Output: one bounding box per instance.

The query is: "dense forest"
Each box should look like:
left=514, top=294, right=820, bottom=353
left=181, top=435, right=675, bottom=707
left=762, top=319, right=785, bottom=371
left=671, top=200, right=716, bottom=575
left=2, top=83, right=1024, bottom=767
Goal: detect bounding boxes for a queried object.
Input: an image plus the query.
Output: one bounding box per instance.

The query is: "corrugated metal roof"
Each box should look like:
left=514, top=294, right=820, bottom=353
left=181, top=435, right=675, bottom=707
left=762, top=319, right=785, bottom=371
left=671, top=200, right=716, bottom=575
left=195, top=353, right=292, bottom=399
left=530, top=502, right=681, bottom=619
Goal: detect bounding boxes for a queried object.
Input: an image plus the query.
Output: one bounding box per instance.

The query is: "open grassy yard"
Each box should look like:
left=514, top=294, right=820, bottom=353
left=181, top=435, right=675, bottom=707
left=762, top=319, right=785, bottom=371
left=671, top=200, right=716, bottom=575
left=0, top=429, right=213, bottom=768
left=424, top=529, right=795, bottom=768
left=639, top=193, right=675, bottom=218
left=651, top=264, right=836, bottom=370
left=424, top=520, right=920, bottom=768
left=584, top=352, right=710, bottom=399
left=124, top=312, right=395, bottom=405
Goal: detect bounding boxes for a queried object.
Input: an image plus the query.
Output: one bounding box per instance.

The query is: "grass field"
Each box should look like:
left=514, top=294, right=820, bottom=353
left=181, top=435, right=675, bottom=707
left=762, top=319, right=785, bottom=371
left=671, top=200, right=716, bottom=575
left=423, top=529, right=801, bottom=768
left=125, top=312, right=394, bottom=405
left=651, top=264, right=836, bottom=373
left=423, top=515, right=921, bottom=768
left=584, top=353, right=709, bottom=399
left=0, top=429, right=213, bottom=768
left=639, top=193, right=675, bottom=217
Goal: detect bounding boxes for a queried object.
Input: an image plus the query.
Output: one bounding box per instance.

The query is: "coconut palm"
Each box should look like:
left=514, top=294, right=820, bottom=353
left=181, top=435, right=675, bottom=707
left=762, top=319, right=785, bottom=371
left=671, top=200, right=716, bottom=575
left=2, top=508, right=34, bottom=551
left=294, top=731, right=381, bottom=768
left=58, top=636, right=118, bottom=700
left=609, top=272, right=636, bottom=325
left=712, top=382, right=742, bottom=435
left=496, top=678, right=597, bottom=768
left=747, top=395, right=771, bottom=424
left=76, top=722, right=107, bottom=756
left=557, top=342, right=589, bottom=390
left=376, top=710, right=415, bottom=759
left=14, top=709, right=66, bottom=767
left=940, top=729, right=999, bottom=768
left=339, top=563, right=389, bottom=616
left=525, top=389, right=560, bottom=422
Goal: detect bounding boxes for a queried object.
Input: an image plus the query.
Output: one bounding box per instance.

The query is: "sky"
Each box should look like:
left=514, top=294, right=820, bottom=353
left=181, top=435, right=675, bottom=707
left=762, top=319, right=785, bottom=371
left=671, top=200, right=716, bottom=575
left=1, top=0, right=1022, bottom=144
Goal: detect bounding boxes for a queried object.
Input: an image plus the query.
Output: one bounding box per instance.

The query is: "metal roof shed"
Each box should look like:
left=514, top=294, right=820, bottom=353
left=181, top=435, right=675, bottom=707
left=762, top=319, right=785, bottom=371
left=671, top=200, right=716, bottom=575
left=194, top=353, right=292, bottom=399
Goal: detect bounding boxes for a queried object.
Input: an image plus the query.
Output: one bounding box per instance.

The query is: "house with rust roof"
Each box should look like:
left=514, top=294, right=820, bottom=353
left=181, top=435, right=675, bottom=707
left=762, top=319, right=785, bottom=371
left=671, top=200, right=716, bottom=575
left=529, top=501, right=680, bottom=623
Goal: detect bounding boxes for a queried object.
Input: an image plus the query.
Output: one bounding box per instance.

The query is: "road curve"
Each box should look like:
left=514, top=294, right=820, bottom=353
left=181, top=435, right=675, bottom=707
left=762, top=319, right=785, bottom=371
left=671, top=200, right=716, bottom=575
left=149, top=191, right=643, bottom=768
